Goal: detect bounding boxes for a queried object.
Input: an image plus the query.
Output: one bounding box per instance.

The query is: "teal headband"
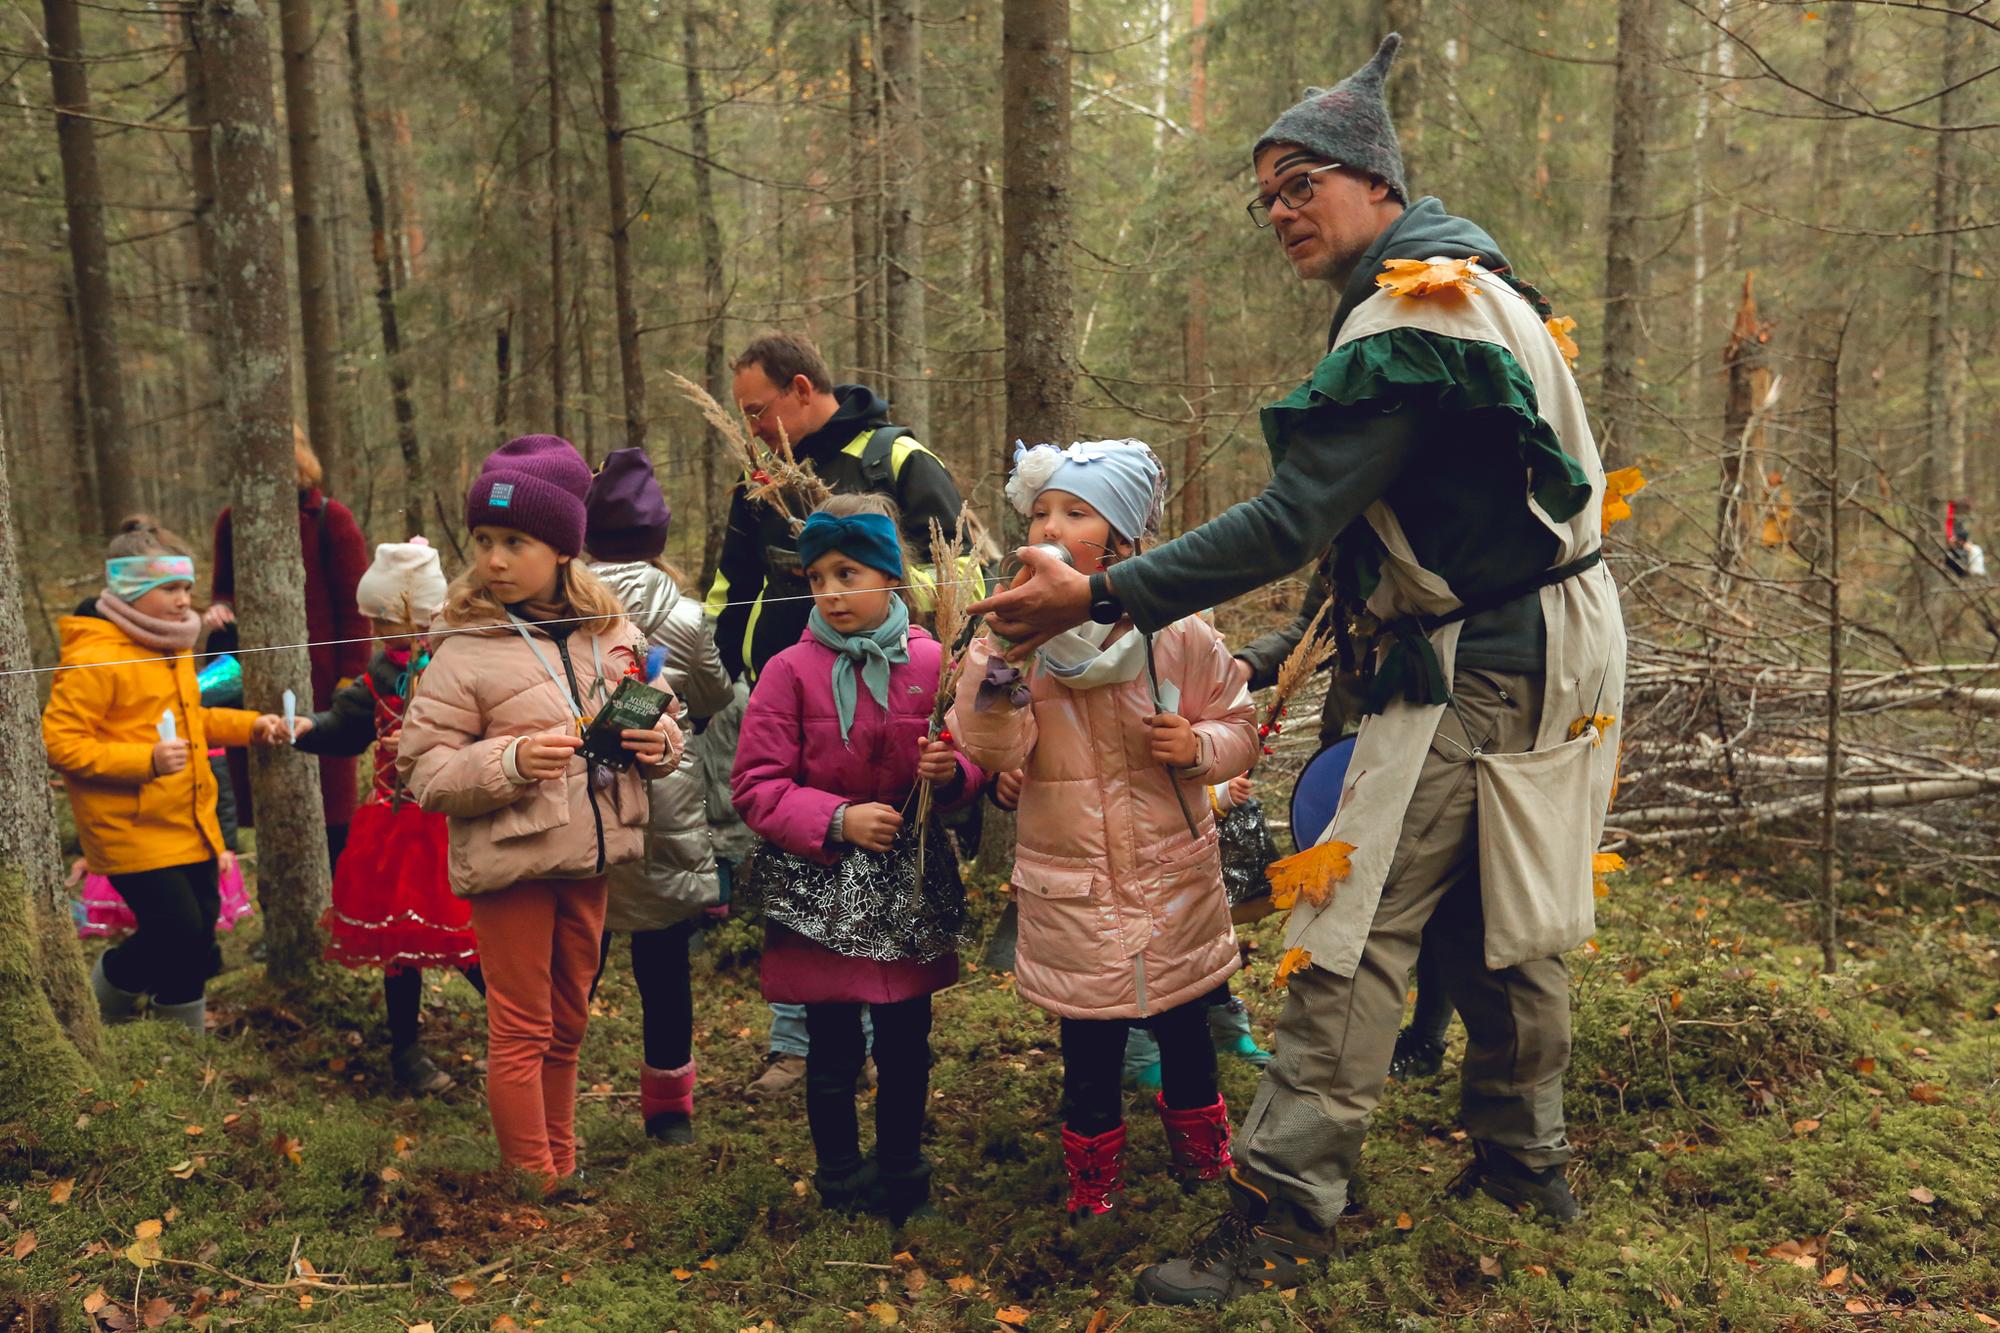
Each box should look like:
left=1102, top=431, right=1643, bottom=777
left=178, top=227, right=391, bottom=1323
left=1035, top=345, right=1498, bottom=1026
left=797, top=511, right=904, bottom=579
left=106, top=555, right=196, bottom=601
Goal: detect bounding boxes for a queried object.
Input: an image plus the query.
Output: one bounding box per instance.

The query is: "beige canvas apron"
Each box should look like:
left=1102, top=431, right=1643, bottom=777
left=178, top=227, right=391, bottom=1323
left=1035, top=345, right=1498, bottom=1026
left=1284, top=263, right=1628, bottom=977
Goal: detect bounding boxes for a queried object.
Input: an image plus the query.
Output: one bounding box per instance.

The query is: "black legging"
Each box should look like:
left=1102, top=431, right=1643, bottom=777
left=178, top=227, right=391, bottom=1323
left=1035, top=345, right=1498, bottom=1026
left=102, top=860, right=221, bottom=1005
left=804, top=996, right=932, bottom=1176
left=1062, top=998, right=1217, bottom=1136
left=383, top=963, right=488, bottom=1053
left=630, top=921, right=697, bottom=1070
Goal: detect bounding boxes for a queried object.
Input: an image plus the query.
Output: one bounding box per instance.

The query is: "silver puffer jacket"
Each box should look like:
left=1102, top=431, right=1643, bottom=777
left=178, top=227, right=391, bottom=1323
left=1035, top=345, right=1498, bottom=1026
left=590, top=560, right=734, bottom=932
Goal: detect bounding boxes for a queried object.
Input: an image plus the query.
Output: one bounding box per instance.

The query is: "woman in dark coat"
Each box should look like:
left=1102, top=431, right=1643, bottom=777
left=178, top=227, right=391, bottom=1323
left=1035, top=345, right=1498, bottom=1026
left=205, top=429, right=372, bottom=863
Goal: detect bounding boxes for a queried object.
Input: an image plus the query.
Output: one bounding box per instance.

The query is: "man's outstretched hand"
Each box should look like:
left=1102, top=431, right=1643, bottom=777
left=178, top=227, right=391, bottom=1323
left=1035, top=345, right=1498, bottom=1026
left=968, top=545, right=1095, bottom=659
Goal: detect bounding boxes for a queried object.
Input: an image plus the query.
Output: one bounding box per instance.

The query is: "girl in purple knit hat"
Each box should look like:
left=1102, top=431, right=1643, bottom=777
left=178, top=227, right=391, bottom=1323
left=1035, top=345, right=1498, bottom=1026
left=398, top=435, right=682, bottom=1194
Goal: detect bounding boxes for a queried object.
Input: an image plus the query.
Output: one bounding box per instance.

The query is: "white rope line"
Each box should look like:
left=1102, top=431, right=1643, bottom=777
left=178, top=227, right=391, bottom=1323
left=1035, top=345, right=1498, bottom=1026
left=6, top=575, right=998, bottom=681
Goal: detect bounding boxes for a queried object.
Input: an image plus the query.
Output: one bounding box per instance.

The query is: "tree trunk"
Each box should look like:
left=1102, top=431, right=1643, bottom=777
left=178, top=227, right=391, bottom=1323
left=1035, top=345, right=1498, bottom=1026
left=848, top=33, right=881, bottom=379
left=180, top=12, right=220, bottom=358
left=42, top=0, right=138, bottom=535
left=1377, top=0, right=1423, bottom=184
left=507, top=1, right=553, bottom=426
left=685, top=3, right=728, bottom=587
left=1001, top=0, right=1076, bottom=476
left=58, top=273, right=98, bottom=535
left=546, top=0, right=568, bottom=438
left=1178, top=0, right=1209, bottom=533
left=377, top=0, right=426, bottom=280
left=346, top=0, right=425, bottom=536
left=1598, top=0, right=1657, bottom=467
left=279, top=0, right=344, bottom=489
left=878, top=0, right=928, bottom=436
left=200, top=0, right=332, bottom=988
left=0, top=405, right=100, bottom=1067
left=596, top=0, right=646, bottom=452
left=1921, top=27, right=1964, bottom=540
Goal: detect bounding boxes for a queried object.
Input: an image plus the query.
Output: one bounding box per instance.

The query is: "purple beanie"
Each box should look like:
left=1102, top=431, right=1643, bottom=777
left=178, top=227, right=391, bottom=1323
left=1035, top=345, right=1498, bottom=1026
left=584, top=447, right=672, bottom=562
left=465, top=434, right=593, bottom=556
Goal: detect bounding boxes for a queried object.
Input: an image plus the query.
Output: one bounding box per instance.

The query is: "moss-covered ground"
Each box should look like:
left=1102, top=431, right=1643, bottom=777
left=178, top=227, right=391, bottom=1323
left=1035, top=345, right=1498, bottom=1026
left=4, top=852, right=1998, bottom=1331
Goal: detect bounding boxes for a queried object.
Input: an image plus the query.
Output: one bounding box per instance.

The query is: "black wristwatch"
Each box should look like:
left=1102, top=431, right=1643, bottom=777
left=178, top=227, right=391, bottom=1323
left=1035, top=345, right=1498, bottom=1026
left=1088, top=571, right=1124, bottom=625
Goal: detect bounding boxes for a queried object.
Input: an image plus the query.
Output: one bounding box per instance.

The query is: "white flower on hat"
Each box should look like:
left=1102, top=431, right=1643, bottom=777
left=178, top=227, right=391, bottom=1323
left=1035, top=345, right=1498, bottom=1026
left=1006, top=442, right=1068, bottom=516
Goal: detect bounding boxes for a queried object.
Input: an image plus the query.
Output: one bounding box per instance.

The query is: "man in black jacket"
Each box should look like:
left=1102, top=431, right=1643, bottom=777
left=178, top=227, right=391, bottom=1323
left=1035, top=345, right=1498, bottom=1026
left=704, top=331, right=973, bottom=683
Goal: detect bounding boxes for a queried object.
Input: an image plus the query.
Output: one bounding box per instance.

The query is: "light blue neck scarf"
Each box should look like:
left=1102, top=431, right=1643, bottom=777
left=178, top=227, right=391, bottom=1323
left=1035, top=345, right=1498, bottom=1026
left=807, top=596, right=911, bottom=743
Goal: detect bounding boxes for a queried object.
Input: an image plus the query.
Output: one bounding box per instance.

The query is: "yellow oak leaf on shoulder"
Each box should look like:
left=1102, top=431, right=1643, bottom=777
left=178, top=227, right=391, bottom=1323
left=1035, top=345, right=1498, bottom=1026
left=1546, top=315, right=1580, bottom=367
left=1274, top=947, right=1314, bottom=989
left=1376, top=256, right=1482, bottom=300
left=1592, top=851, right=1626, bottom=899
left=1601, top=466, right=1647, bottom=533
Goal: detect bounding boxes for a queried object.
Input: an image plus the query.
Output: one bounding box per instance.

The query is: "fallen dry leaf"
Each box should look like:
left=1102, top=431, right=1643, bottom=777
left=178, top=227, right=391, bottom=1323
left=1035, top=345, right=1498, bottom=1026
left=671, top=1268, right=693, bottom=1282
left=167, top=1160, right=196, bottom=1181
left=1395, top=1212, right=1414, bottom=1231
left=865, top=1302, right=899, bottom=1326
left=994, top=1307, right=1031, bottom=1327
left=1909, top=1186, right=1937, bottom=1205
left=12, top=1230, right=36, bottom=1261
left=449, top=1279, right=477, bottom=1301
left=1908, top=1083, right=1946, bottom=1105
left=1821, top=1264, right=1849, bottom=1289
left=49, top=1179, right=75, bottom=1206
left=380, top=1167, right=404, bottom=1184
left=946, top=1275, right=976, bottom=1295
left=1377, top=255, right=1483, bottom=301
left=903, top=1267, right=928, bottom=1296
left=1478, top=1255, right=1503, bottom=1278
left=272, top=1134, right=303, bottom=1165
left=1852, top=1057, right=1877, bottom=1075
left=1792, top=1119, right=1821, bottom=1136
left=134, top=1220, right=163, bottom=1241
left=1083, top=1311, right=1108, bottom=1333
left=141, top=1297, right=173, bottom=1329
left=490, top=1317, right=520, bottom=1332
left=374, top=1224, right=405, bottom=1238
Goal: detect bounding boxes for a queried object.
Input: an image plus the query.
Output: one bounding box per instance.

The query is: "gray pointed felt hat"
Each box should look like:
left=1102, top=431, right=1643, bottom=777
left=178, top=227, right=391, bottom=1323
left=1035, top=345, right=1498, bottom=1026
left=1255, top=33, right=1407, bottom=203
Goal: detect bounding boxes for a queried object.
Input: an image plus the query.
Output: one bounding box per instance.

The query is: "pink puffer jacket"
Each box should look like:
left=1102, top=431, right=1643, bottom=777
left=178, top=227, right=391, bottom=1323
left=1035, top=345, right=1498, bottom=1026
left=398, top=609, right=683, bottom=896
left=948, top=617, right=1257, bottom=1020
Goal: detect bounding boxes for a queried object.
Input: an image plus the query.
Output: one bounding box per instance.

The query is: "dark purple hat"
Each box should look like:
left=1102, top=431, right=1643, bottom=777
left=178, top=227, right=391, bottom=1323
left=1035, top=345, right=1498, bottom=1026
left=465, top=434, right=594, bottom=556
left=585, top=447, right=672, bottom=563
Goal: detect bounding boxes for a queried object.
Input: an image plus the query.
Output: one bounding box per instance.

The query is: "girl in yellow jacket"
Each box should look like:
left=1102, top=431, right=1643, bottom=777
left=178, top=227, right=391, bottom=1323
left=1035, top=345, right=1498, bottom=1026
left=43, top=517, right=294, bottom=1034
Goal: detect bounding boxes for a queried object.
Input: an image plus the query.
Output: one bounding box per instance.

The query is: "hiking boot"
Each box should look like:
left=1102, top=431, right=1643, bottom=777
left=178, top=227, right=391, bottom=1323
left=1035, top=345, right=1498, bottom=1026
left=391, top=1046, right=456, bottom=1096
left=641, top=1059, right=696, bottom=1145
left=876, top=1157, right=936, bottom=1227
left=746, top=1052, right=806, bottom=1100
left=813, top=1157, right=883, bottom=1216
left=1388, top=1026, right=1447, bottom=1080
left=1157, top=1094, right=1234, bottom=1188
left=1450, top=1141, right=1579, bottom=1222
left=1061, top=1123, right=1127, bottom=1220
left=1135, top=1171, right=1336, bottom=1306
left=90, top=955, right=143, bottom=1025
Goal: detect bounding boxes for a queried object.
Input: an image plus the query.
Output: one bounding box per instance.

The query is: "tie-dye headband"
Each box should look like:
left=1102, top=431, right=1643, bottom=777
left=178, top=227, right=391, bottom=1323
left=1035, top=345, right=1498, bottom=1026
left=106, top=555, right=196, bottom=601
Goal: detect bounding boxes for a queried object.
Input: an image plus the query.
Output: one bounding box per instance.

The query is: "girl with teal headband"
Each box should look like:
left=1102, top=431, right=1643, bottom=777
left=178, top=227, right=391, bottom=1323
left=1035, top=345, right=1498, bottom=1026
left=730, top=493, right=987, bottom=1226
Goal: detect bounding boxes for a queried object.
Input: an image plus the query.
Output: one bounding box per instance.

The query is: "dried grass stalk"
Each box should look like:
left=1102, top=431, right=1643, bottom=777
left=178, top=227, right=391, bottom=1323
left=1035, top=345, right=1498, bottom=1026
left=914, top=508, right=975, bottom=883
left=666, top=369, right=830, bottom=528
left=1262, top=597, right=1338, bottom=739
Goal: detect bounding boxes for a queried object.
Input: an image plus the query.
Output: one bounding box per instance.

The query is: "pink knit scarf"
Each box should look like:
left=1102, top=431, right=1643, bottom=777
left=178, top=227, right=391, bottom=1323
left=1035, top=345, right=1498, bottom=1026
left=96, top=590, right=201, bottom=653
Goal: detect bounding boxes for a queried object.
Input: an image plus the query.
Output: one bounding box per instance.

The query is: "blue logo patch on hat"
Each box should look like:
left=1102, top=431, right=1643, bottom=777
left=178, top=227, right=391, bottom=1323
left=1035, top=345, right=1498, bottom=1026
left=489, top=482, right=515, bottom=509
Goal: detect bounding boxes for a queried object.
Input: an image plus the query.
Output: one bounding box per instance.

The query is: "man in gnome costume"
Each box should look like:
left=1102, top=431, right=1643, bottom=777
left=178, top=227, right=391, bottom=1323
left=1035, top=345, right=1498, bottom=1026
left=972, top=34, right=1625, bottom=1303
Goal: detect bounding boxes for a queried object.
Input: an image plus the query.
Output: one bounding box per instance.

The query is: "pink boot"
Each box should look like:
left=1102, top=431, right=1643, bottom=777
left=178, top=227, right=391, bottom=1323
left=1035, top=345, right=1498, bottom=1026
left=1157, top=1093, right=1234, bottom=1186
left=640, top=1059, right=696, bottom=1145
left=1061, top=1123, right=1127, bottom=1219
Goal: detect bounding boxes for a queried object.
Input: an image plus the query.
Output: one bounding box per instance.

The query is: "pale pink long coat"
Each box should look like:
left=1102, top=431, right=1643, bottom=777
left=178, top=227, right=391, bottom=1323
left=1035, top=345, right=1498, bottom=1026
left=948, top=617, right=1257, bottom=1021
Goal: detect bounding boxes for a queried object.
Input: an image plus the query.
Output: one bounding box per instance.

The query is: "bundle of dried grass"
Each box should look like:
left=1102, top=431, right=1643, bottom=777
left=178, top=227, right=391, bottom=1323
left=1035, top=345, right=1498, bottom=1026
left=1258, top=598, right=1337, bottom=756
left=913, top=509, right=978, bottom=882
left=665, top=370, right=830, bottom=529
left=1257, top=600, right=1351, bottom=910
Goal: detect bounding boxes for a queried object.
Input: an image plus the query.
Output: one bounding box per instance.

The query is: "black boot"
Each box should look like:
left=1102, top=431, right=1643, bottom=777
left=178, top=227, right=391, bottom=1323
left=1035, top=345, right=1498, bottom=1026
left=1450, top=1141, right=1579, bottom=1222
left=875, top=1157, right=935, bottom=1227
left=1135, top=1171, right=1337, bottom=1306
left=813, top=1157, right=883, bottom=1216
left=1387, top=1026, right=1447, bottom=1080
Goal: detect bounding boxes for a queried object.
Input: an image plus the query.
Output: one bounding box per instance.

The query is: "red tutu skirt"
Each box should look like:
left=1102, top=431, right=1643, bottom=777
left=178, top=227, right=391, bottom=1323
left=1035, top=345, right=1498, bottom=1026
left=321, top=799, right=478, bottom=972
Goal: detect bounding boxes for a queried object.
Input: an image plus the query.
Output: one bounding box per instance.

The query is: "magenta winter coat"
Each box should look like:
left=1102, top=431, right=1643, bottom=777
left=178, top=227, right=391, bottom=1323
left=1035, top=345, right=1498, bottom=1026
left=731, top=623, right=984, bottom=1005
left=731, top=624, right=982, bottom=863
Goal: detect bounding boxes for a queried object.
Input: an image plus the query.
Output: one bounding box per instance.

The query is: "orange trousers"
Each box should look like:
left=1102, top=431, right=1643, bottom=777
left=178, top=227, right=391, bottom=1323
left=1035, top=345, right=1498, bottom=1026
left=467, top=876, right=608, bottom=1188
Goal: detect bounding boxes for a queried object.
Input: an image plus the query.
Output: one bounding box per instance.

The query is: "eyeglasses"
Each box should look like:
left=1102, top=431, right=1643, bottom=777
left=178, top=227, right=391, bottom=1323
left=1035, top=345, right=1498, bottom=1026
left=1246, top=162, right=1344, bottom=228
left=741, top=400, right=776, bottom=425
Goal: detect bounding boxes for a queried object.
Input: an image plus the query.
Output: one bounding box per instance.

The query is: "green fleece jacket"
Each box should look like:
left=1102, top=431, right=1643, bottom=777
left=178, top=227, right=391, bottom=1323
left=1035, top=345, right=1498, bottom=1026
left=1116, top=197, right=1563, bottom=677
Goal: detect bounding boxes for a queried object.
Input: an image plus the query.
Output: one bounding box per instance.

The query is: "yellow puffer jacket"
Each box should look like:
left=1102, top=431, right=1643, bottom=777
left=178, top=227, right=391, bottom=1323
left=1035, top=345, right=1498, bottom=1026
left=43, top=611, right=259, bottom=876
